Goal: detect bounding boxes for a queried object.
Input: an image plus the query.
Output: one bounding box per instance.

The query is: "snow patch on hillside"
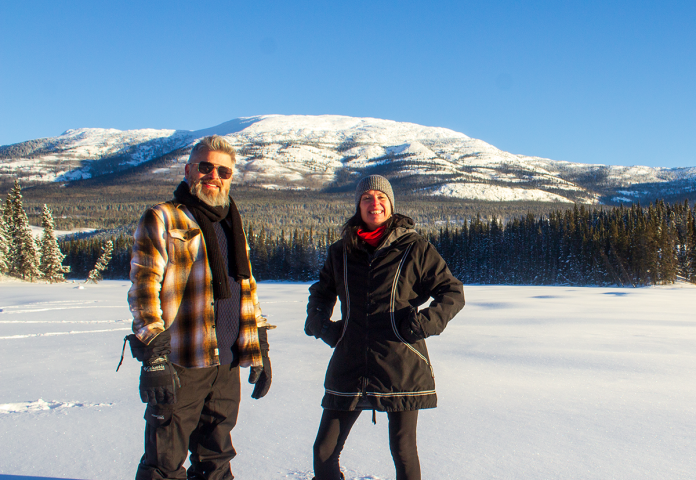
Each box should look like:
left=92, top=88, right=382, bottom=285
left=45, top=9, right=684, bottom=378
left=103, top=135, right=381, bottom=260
left=29, top=225, right=97, bottom=238
left=232, top=115, right=469, bottom=145
left=429, top=183, right=576, bottom=203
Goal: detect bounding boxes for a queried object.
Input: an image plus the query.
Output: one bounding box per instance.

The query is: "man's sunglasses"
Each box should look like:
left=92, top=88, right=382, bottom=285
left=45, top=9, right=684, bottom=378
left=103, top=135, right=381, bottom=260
left=195, top=161, right=233, bottom=180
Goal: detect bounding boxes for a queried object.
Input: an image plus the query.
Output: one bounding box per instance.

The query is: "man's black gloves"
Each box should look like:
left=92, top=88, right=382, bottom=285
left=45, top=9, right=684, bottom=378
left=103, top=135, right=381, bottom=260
left=399, top=308, right=427, bottom=344
left=249, top=326, right=272, bottom=399
left=129, top=330, right=181, bottom=406
left=139, top=356, right=181, bottom=405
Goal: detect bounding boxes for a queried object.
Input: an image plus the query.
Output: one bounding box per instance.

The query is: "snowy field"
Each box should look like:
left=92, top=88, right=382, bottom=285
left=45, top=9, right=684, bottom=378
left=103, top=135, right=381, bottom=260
left=0, top=280, right=694, bottom=480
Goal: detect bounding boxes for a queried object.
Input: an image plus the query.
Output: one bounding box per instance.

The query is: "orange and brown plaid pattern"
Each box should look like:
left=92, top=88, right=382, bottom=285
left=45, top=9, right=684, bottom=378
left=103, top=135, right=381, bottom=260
left=128, top=201, right=262, bottom=368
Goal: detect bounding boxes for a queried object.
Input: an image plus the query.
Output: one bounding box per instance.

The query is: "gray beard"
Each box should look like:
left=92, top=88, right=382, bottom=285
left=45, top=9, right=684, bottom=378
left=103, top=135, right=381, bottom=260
left=188, top=178, right=231, bottom=207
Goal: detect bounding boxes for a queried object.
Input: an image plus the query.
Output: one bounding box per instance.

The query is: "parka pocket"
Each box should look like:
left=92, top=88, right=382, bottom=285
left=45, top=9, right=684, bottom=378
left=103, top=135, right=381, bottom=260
left=391, top=307, right=415, bottom=342
left=167, top=229, right=201, bottom=265
left=391, top=307, right=435, bottom=378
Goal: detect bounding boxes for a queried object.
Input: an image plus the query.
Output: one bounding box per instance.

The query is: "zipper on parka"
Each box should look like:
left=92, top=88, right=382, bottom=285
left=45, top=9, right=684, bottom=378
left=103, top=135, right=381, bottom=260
left=389, top=242, right=436, bottom=379
left=361, top=376, right=368, bottom=397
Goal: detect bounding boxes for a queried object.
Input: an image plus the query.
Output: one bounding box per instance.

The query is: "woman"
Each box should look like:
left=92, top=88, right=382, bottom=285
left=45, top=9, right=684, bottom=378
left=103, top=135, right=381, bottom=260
left=305, top=175, right=465, bottom=480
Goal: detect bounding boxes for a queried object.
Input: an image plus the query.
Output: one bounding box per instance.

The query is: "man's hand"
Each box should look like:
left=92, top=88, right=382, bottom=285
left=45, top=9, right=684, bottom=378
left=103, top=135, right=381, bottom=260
left=249, top=326, right=272, bottom=399
left=129, top=331, right=180, bottom=406
left=139, top=355, right=181, bottom=406
left=248, top=354, right=272, bottom=399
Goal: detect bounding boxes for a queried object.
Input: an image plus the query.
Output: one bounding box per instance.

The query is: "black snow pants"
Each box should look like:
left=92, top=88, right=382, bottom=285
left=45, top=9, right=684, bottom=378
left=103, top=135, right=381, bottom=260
left=135, top=364, right=241, bottom=480
left=313, top=409, right=421, bottom=480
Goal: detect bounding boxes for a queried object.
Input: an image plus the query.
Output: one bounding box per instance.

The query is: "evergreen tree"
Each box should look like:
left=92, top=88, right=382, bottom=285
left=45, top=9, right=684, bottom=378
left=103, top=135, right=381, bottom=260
left=39, top=204, right=70, bottom=283
left=687, top=206, right=696, bottom=283
left=0, top=214, right=9, bottom=274
left=7, top=180, right=41, bottom=280
left=86, top=240, right=113, bottom=283
left=4, top=186, right=18, bottom=275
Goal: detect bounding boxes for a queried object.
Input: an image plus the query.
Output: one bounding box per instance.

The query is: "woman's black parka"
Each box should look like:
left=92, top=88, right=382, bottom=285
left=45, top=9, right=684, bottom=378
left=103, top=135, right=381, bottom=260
left=305, top=215, right=465, bottom=412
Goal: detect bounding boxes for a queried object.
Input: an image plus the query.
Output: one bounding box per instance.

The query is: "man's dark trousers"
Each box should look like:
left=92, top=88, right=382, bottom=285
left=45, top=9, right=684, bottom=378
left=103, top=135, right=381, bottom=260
left=136, top=364, right=241, bottom=480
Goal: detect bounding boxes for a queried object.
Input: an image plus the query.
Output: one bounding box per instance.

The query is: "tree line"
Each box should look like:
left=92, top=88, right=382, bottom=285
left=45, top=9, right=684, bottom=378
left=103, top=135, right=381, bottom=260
left=54, top=200, right=696, bottom=287
left=427, top=201, right=695, bottom=286
left=1, top=180, right=112, bottom=283
left=14, top=179, right=565, bottom=235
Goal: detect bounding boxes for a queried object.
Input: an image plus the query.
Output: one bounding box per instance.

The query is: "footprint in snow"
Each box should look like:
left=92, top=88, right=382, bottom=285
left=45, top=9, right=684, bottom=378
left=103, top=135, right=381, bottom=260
left=0, top=327, right=132, bottom=340
left=0, top=300, right=122, bottom=315
left=0, top=399, right=113, bottom=415
left=283, top=470, right=384, bottom=480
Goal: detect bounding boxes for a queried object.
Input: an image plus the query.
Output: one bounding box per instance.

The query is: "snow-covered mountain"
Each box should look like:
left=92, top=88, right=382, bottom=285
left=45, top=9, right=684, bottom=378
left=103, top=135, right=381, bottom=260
left=2, top=115, right=694, bottom=204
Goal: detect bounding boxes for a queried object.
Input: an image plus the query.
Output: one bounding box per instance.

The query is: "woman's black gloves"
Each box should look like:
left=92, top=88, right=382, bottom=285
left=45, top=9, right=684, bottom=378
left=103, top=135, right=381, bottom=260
left=399, top=308, right=427, bottom=343
left=318, top=320, right=343, bottom=347
left=306, top=305, right=343, bottom=348
left=249, top=326, right=272, bottom=399
left=129, top=330, right=181, bottom=406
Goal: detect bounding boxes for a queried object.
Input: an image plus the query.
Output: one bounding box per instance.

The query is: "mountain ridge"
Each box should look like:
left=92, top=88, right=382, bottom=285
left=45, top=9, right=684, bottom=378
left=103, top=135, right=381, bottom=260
left=1, top=114, right=694, bottom=205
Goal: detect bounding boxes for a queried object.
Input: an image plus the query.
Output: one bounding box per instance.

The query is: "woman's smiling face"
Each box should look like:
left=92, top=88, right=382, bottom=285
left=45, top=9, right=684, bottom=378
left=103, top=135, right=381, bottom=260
left=359, top=189, right=392, bottom=230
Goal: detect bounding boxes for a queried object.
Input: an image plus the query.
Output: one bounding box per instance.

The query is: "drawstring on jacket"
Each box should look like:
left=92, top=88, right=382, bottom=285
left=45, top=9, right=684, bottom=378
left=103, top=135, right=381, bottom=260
left=116, top=335, right=129, bottom=372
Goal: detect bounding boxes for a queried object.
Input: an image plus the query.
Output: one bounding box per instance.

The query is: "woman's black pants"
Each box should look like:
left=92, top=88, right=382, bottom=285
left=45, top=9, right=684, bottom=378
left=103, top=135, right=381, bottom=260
left=313, top=409, right=421, bottom=480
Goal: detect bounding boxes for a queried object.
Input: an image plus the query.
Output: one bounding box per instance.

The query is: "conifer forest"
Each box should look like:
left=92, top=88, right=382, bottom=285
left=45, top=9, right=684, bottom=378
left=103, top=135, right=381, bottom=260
left=249, top=200, right=696, bottom=286
left=2, top=180, right=695, bottom=286
left=60, top=200, right=696, bottom=287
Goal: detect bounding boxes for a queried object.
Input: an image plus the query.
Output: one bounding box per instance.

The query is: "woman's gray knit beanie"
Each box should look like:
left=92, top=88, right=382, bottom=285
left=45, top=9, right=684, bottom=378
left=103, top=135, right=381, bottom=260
left=354, top=175, right=395, bottom=212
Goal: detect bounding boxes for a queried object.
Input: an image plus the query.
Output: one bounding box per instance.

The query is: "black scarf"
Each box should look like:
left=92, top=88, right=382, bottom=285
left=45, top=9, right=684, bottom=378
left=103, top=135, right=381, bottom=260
left=173, top=181, right=251, bottom=300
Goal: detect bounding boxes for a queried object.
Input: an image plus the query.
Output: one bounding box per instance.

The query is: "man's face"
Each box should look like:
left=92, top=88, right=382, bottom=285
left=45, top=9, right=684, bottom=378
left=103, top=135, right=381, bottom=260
left=184, top=149, right=234, bottom=207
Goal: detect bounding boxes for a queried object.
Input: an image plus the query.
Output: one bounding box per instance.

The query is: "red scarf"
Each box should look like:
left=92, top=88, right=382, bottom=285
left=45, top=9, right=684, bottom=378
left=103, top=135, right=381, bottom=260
left=356, top=225, right=387, bottom=247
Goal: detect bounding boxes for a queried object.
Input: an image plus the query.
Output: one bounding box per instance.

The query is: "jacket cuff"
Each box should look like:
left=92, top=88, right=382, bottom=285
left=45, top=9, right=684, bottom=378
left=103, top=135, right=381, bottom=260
left=129, top=330, right=172, bottom=362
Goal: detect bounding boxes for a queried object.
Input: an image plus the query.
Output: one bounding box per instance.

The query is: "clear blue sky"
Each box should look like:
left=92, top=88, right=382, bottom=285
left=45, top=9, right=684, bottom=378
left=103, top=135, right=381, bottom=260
left=1, top=0, right=695, bottom=168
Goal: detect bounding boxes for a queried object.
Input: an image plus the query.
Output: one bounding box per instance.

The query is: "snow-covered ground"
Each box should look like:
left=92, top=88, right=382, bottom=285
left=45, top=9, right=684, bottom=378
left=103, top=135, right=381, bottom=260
left=0, top=281, right=694, bottom=480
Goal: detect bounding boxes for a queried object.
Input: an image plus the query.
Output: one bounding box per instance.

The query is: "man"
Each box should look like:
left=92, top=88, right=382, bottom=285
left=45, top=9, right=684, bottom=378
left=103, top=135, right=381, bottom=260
left=127, top=135, right=273, bottom=480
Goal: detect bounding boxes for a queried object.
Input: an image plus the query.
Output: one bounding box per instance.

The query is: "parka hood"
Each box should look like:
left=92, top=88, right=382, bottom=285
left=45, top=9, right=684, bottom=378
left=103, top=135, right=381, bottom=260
left=375, top=214, right=418, bottom=252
